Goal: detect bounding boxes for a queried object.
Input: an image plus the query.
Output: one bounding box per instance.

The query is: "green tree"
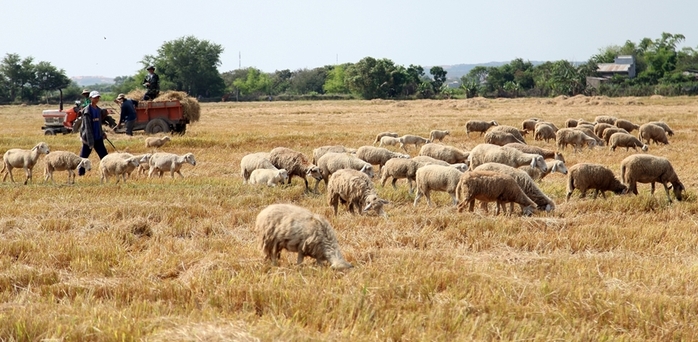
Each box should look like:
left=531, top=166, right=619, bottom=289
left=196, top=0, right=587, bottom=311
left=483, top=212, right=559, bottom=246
left=270, top=69, right=292, bottom=95
left=0, top=53, right=35, bottom=101
left=323, top=64, right=349, bottom=94
left=429, top=66, right=447, bottom=94
left=232, top=67, right=271, bottom=97
left=288, top=67, right=327, bottom=95
left=345, top=57, right=401, bottom=99
left=33, top=61, right=71, bottom=92
left=403, top=64, right=425, bottom=96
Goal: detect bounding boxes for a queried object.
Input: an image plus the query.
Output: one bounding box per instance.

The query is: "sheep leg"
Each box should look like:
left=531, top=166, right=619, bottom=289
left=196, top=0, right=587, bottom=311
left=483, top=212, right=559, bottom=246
left=413, top=190, right=422, bottom=207
left=407, top=179, right=414, bottom=194
left=23, top=167, right=31, bottom=185
left=592, top=189, right=599, bottom=199
left=330, top=194, right=340, bottom=216
left=176, top=170, right=184, bottom=178
left=313, top=178, right=321, bottom=193
left=650, top=182, right=656, bottom=195
left=148, top=167, right=156, bottom=178
left=579, top=189, right=587, bottom=199
left=296, top=252, right=304, bottom=265
left=494, top=201, right=502, bottom=215
left=600, top=191, right=607, bottom=199
left=424, top=191, right=434, bottom=207
left=662, top=183, right=673, bottom=203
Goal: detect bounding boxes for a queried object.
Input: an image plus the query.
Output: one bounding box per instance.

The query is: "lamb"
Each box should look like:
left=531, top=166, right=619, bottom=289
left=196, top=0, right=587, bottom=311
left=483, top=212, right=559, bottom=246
left=638, top=123, right=669, bottom=145
left=373, top=132, right=399, bottom=145
left=504, top=143, right=565, bottom=163
left=1, top=142, right=50, bottom=184
left=148, top=152, right=197, bottom=178
left=555, top=128, right=597, bottom=152
left=455, top=171, right=537, bottom=216
left=566, top=163, right=627, bottom=201
left=484, top=131, right=525, bottom=146
left=609, top=133, right=649, bottom=152
left=413, top=164, right=464, bottom=207
left=520, top=159, right=568, bottom=181
left=489, top=125, right=527, bottom=144
left=99, top=154, right=144, bottom=184
left=315, top=152, right=374, bottom=193
left=240, top=152, right=276, bottom=184
left=465, top=120, right=498, bottom=137
left=112, top=153, right=152, bottom=179
left=648, top=121, right=674, bottom=136
left=355, top=146, right=409, bottom=171
left=614, top=119, right=640, bottom=133
left=573, top=126, right=605, bottom=146
left=380, top=158, right=421, bottom=193
left=327, top=168, right=388, bottom=217
left=467, top=144, right=547, bottom=172
left=418, top=144, right=469, bottom=164
left=594, top=115, right=617, bottom=125
left=378, top=136, right=402, bottom=148
left=594, top=123, right=614, bottom=139
left=620, top=154, right=685, bottom=202
left=145, top=136, right=171, bottom=149
left=256, top=203, right=352, bottom=269
left=269, top=147, right=322, bottom=192
left=534, top=123, right=556, bottom=143
left=602, top=127, right=629, bottom=145
left=249, top=168, right=289, bottom=187
left=474, top=162, right=555, bottom=212
left=43, top=151, right=92, bottom=184
left=312, top=145, right=356, bottom=165
left=429, top=130, right=450, bottom=142
left=521, top=119, right=540, bottom=133
left=398, top=134, right=431, bottom=152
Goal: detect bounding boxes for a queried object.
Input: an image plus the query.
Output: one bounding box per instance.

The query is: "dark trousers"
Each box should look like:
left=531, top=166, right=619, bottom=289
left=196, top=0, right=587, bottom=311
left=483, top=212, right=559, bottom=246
left=143, top=90, right=159, bottom=101
left=124, top=120, right=135, bottom=136
left=78, top=139, right=108, bottom=176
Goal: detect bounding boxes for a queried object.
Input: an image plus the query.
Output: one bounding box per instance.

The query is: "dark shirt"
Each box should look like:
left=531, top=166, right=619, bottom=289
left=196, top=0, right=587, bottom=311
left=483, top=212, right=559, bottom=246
left=89, top=105, right=102, bottom=140
left=144, top=73, right=160, bottom=91
left=119, top=99, right=138, bottom=123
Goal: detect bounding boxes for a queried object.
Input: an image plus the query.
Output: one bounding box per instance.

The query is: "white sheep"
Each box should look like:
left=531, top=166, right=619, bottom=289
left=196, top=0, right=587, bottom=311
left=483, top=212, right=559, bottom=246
left=144, top=135, right=171, bottom=149
left=455, top=170, right=537, bottom=216
left=594, top=115, right=617, bottom=125
left=257, top=203, right=352, bottom=269
left=418, top=144, right=469, bottom=164
left=379, top=136, right=402, bottom=148
left=373, top=132, right=399, bottom=145
left=240, top=152, right=276, bottom=184
left=99, top=154, right=144, bottom=184
left=356, top=146, right=409, bottom=171
left=399, top=134, right=431, bottom=152
left=573, top=126, right=605, bottom=146
left=535, top=121, right=559, bottom=133
left=489, top=125, right=527, bottom=144
left=594, top=123, right=614, bottom=139
left=534, top=124, right=556, bottom=143
left=467, top=144, right=547, bottom=172
left=1, top=142, right=50, bottom=184
left=148, top=152, right=197, bottom=178
left=327, top=168, right=388, bottom=217
left=269, top=147, right=322, bottom=193
left=411, top=155, right=449, bottom=167
left=521, top=119, right=539, bottom=133
left=484, top=131, right=525, bottom=146
left=555, top=128, right=597, bottom=152
left=614, top=119, right=640, bottom=133
left=474, top=162, right=555, bottom=212
left=380, top=158, right=421, bottom=194
left=609, top=133, right=649, bottom=152
left=312, top=145, right=356, bottom=164
left=413, top=164, right=464, bottom=207
left=639, top=123, right=669, bottom=145
left=315, top=152, right=374, bottom=193
left=620, top=154, right=685, bottom=202
left=566, top=163, right=627, bottom=201
left=429, top=130, right=450, bottom=142
left=503, top=143, right=565, bottom=163
left=112, top=153, right=152, bottom=180
left=465, top=120, right=498, bottom=137
left=520, top=160, right=568, bottom=181
left=43, top=151, right=91, bottom=184
left=602, top=127, right=629, bottom=145
left=648, top=121, right=674, bottom=136
left=249, top=168, right=289, bottom=187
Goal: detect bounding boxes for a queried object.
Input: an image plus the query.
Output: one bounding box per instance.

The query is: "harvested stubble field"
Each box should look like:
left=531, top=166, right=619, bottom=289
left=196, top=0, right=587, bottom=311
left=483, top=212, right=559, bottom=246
left=1, top=96, right=698, bottom=341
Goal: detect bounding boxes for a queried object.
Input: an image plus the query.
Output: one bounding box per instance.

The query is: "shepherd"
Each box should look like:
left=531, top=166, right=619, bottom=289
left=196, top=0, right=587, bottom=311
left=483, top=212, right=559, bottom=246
left=142, top=65, right=160, bottom=100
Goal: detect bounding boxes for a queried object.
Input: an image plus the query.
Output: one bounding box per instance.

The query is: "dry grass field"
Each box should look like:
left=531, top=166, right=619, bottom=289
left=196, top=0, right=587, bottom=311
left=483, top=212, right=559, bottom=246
left=1, top=95, right=698, bottom=341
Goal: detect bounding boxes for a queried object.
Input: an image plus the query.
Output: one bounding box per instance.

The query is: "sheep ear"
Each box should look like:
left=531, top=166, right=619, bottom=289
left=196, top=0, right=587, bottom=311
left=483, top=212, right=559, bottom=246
left=380, top=199, right=390, bottom=205
left=551, top=163, right=557, bottom=172
left=530, top=159, right=536, bottom=168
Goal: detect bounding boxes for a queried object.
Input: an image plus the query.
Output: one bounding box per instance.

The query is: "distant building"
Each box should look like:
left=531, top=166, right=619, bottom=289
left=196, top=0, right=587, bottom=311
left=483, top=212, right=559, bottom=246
left=587, top=55, right=637, bottom=89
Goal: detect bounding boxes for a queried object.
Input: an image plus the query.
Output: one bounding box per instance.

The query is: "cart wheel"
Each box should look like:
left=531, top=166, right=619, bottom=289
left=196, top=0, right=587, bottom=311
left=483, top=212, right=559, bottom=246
left=44, top=130, right=56, bottom=136
left=145, top=119, right=170, bottom=134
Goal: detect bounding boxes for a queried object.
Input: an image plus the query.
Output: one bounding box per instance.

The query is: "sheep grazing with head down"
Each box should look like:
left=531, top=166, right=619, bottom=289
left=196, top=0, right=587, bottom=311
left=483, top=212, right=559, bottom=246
left=474, top=162, right=555, bottom=212
left=534, top=124, right=557, bottom=143
left=240, top=152, right=275, bottom=184
left=648, top=121, right=674, bottom=136
left=257, top=203, right=352, bottom=269
left=398, top=134, right=431, bottom=152
left=312, top=145, right=356, bottom=164
left=374, top=132, right=399, bottom=145
left=521, top=118, right=540, bottom=133
left=43, top=151, right=91, bottom=184
left=609, top=133, right=648, bottom=152
left=145, top=136, right=171, bottom=149
left=594, top=123, right=614, bottom=139
left=380, top=158, right=421, bottom=194
left=615, top=119, right=640, bottom=133
left=504, top=143, right=565, bottom=163
left=566, top=163, right=627, bottom=201
left=418, top=144, right=469, bottom=164
left=484, top=131, right=524, bottom=146
left=148, top=152, right=196, bottom=178
left=2, top=142, right=50, bottom=185
left=639, top=123, right=669, bottom=145
left=379, top=136, right=402, bottom=148
left=520, top=159, right=568, bottom=181
left=620, top=154, right=685, bottom=202
left=595, top=115, right=617, bottom=125
left=327, top=168, right=388, bottom=217
left=602, top=127, right=629, bottom=145
left=413, top=164, right=464, bottom=207
left=468, top=143, right=547, bottom=172
left=355, top=146, right=409, bottom=172
left=456, top=170, right=537, bottom=216
left=429, top=130, right=450, bottom=142
left=556, top=128, right=597, bottom=152
left=249, top=168, right=289, bottom=187
left=564, top=118, right=580, bottom=128
left=489, top=125, right=527, bottom=144
left=269, top=147, right=322, bottom=192
left=465, top=120, right=498, bottom=137
left=315, top=152, right=374, bottom=193
left=573, top=126, right=605, bottom=146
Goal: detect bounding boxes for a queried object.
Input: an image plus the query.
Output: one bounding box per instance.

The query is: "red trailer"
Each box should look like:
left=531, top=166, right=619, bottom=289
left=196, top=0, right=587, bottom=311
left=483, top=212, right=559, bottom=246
left=122, top=100, right=188, bottom=134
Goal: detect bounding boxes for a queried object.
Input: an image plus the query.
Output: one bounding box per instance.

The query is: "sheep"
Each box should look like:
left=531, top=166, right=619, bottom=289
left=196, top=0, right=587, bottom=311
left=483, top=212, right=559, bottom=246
left=465, top=120, right=498, bottom=137
left=249, top=168, right=289, bottom=187
left=399, top=134, right=431, bottom=152
left=99, top=154, right=144, bottom=184
left=609, top=133, right=649, bottom=152
left=379, top=136, right=402, bottom=148
left=269, top=147, right=322, bottom=192
left=594, top=123, right=614, bottom=139
left=504, top=143, right=565, bottom=163
left=648, top=121, right=674, bottom=136
left=602, top=127, right=629, bottom=145
left=256, top=203, right=352, bottom=269
left=148, top=152, right=197, bottom=178
left=520, top=159, right=569, bottom=181
left=327, top=168, right=388, bottom=217
left=43, top=151, right=92, bottom=184
left=620, top=154, right=685, bottom=202
left=565, top=163, right=627, bottom=201
left=455, top=171, right=537, bottom=216
left=564, top=118, right=579, bottom=128
left=573, top=126, right=605, bottom=146
left=145, top=135, right=171, bottom=149
left=521, top=119, right=540, bottom=133
left=373, top=132, right=399, bottom=145
left=576, top=123, right=596, bottom=131
left=429, top=129, right=450, bottom=142
left=614, top=119, right=640, bottom=133
left=595, top=115, right=617, bottom=125
left=555, top=128, right=597, bottom=152
left=240, top=152, right=276, bottom=184
left=315, top=152, right=374, bottom=193
left=380, top=158, right=421, bottom=194
left=312, top=145, right=356, bottom=165
left=489, top=125, right=527, bottom=144
left=111, top=153, right=152, bottom=180
left=418, top=144, right=469, bottom=164
left=534, top=124, right=556, bottom=143
left=484, top=131, right=525, bottom=146
left=1, top=142, right=50, bottom=185
left=355, top=146, right=409, bottom=171
left=411, top=155, right=449, bottom=167
left=638, top=123, right=669, bottom=145
left=413, top=164, right=464, bottom=207
left=474, top=162, right=555, bottom=212
left=535, top=121, right=559, bottom=133
left=467, top=144, right=547, bottom=172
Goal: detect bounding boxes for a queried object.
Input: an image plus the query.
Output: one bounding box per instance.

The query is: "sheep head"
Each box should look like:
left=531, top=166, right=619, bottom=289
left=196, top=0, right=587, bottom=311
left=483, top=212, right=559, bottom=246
left=551, top=160, right=567, bottom=175
left=33, top=142, right=50, bottom=155
left=77, top=158, right=92, bottom=172
left=306, top=166, right=323, bottom=180
left=531, top=155, right=547, bottom=173
left=359, top=164, right=374, bottom=179
left=363, top=194, right=389, bottom=217
left=670, top=182, right=685, bottom=201
left=182, top=153, right=196, bottom=166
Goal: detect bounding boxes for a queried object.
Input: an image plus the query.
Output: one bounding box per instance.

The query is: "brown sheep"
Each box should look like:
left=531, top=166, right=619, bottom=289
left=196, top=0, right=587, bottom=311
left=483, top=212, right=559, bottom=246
left=566, top=163, right=627, bottom=201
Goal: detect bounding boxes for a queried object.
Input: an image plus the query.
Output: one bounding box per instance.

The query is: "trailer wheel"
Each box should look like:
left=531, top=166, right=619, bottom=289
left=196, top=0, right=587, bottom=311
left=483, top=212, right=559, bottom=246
left=145, top=119, right=170, bottom=134
left=44, top=130, right=56, bottom=136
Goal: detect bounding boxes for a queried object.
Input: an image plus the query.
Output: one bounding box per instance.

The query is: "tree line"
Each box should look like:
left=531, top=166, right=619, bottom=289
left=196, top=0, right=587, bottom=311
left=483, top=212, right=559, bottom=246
left=2, top=32, right=697, bottom=104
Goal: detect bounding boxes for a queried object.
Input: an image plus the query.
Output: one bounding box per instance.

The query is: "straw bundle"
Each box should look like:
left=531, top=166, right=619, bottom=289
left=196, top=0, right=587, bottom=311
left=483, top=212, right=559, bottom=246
left=124, top=90, right=201, bottom=123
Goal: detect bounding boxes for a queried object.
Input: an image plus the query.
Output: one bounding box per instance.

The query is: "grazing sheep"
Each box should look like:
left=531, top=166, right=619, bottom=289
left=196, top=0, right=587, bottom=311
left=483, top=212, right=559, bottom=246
left=489, top=125, right=527, bottom=144
left=595, top=115, right=617, bottom=125
left=564, top=118, right=579, bottom=128
left=327, top=169, right=388, bottom=217
left=620, top=154, right=684, bottom=202
left=373, top=132, right=399, bottom=145
left=484, top=131, right=525, bottom=146
left=399, top=135, right=431, bottom=152
left=615, top=119, right=640, bottom=133
left=576, top=124, right=596, bottom=131
left=145, top=136, right=171, bottom=149
left=269, top=147, right=322, bottom=192
left=468, top=144, right=547, bottom=172
left=520, top=159, right=568, bottom=181
left=413, top=164, right=464, bottom=207
left=474, top=162, right=555, bottom=212
left=257, top=203, right=352, bottom=269
left=1, top=142, right=50, bottom=184
left=240, top=152, right=276, bottom=184
left=638, top=123, right=669, bottom=145
left=521, top=119, right=540, bottom=133
left=504, top=143, right=564, bottom=163
left=411, top=155, right=449, bottom=167
left=566, top=163, right=626, bottom=201
left=534, top=124, right=557, bottom=143
left=429, top=130, right=450, bottom=142
left=594, top=123, right=614, bottom=139
left=99, top=154, right=144, bottom=184
left=249, top=168, right=289, bottom=187
left=148, top=152, right=197, bottom=178
left=535, top=121, right=559, bottom=133
left=573, top=126, right=605, bottom=146
left=379, top=136, right=402, bottom=148
left=556, top=128, right=597, bottom=152
left=380, top=158, right=421, bottom=193
left=315, top=152, right=374, bottom=193
left=43, top=151, right=91, bottom=184
left=113, top=153, right=152, bottom=180
left=312, top=145, right=356, bottom=165
left=356, top=146, right=409, bottom=171
left=648, top=121, right=674, bottom=136
left=465, top=120, right=498, bottom=137
left=418, top=144, right=469, bottom=164
left=602, top=127, right=629, bottom=145
left=609, top=133, right=649, bottom=152
left=455, top=171, right=537, bottom=216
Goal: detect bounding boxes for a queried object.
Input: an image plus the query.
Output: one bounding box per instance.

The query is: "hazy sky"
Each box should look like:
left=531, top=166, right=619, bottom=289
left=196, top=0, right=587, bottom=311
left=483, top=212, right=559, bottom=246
left=2, top=0, right=696, bottom=78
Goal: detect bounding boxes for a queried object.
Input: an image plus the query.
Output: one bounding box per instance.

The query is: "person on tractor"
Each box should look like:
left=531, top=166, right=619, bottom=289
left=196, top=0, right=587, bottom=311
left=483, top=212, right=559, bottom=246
left=115, top=93, right=138, bottom=136
left=80, top=89, right=91, bottom=109
left=142, top=65, right=160, bottom=100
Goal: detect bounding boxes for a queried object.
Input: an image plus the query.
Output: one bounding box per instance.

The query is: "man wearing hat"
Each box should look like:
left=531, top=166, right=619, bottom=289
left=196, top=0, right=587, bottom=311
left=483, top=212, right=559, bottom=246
left=80, top=89, right=91, bottom=110
left=115, top=93, right=138, bottom=136
left=142, top=65, right=160, bottom=100
left=78, top=90, right=109, bottom=176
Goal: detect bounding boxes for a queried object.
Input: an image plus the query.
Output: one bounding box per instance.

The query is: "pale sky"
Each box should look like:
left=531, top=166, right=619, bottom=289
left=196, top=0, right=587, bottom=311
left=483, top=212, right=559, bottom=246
left=2, top=0, right=696, bottom=79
